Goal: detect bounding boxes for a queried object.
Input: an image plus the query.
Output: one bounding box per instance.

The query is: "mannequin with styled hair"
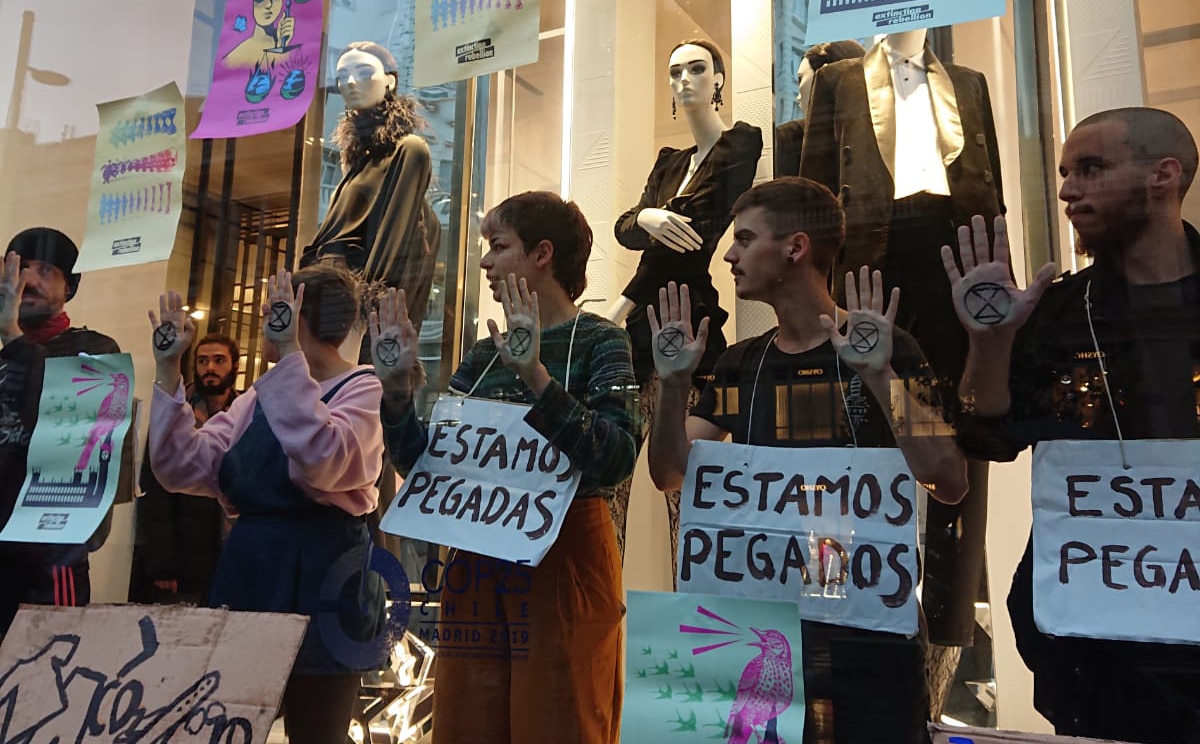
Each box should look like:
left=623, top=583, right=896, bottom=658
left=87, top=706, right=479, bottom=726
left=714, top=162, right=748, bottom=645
left=613, top=38, right=761, bottom=387
left=301, top=41, right=441, bottom=343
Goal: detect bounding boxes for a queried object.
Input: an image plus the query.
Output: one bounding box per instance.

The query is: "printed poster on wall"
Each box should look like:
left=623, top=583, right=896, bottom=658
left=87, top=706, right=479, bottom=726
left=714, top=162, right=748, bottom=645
left=413, top=0, right=540, bottom=88
left=622, top=591, right=805, bottom=744
left=805, top=0, right=1006, bottom=45
left=191, top=0, right=322, bottom=139
left=678, top=440, right=921, bottom=636
left=76, top=82, right=186, bottom=272
left=1032, top=439, right=1200, bottom=646
left=379, top=394, right=581, bottom=566
left=0, top=354, right=134, bottom=545
left=0, top=605, right=306, bottom=744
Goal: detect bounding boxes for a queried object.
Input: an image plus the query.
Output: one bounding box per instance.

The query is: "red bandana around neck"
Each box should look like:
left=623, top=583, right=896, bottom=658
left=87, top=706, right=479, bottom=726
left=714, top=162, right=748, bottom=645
left=21, top=311, right=71, bottom=345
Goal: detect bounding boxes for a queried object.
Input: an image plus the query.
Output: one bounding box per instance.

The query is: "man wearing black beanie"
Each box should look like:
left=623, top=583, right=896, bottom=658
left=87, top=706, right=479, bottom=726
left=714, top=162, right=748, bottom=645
left=0, top=227, right=125, bottom=635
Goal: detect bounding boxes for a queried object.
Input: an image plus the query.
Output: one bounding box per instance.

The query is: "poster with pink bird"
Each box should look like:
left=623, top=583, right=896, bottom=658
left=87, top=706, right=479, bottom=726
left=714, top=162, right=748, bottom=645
left=191, top=0, right=322, bottom=139
left=0, top=354, right=134, bottom=545
left=622, top=591, right=805, bottom=744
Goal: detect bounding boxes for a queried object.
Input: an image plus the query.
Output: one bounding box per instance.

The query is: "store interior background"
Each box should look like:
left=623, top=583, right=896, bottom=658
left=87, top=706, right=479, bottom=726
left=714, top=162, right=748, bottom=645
left=0, top=0, right=1196, bottom=736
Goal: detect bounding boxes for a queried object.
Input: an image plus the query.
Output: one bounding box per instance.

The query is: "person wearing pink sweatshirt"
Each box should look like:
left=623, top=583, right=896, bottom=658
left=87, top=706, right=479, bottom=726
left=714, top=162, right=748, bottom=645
left=147, top=264, right=384, bottom=744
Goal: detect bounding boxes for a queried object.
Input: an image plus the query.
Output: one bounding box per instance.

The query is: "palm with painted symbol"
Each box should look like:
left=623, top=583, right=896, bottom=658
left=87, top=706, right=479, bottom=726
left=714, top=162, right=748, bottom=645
left=820, top=266, right=897, bottom=379
left=941, top=215, right=1056, bottom=336
left=648, top=281, right=710, bottom=385
left=487, top=273, right=541, bottom=379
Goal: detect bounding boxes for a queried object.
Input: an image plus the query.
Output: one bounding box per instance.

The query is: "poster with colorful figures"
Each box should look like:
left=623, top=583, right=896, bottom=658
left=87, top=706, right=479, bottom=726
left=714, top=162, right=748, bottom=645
left=0, top=354, right=134, bottom=545
left=191, top=0, right=322, bottom=139
left=77, top=82, right=186, bottom=272
left=413, top=0, right=540, bottom=87
left=622, top=591, right=805, bottom=744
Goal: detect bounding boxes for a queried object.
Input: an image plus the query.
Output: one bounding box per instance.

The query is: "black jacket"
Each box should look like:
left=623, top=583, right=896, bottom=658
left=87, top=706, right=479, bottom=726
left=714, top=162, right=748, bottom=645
left=958, top=223, right=1200, bottom=742
left=0, top=325, right=126, bottom=634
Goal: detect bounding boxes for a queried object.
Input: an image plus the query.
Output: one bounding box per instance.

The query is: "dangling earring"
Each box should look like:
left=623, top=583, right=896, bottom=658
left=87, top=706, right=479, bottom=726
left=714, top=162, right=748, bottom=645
left=672, top=98, right=677, bottom=120
left=711, top=83, right=724, bottom=111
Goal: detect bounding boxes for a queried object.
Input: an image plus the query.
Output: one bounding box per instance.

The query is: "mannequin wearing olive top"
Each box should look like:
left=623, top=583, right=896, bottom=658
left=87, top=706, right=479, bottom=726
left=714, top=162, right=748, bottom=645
left=301, top=42, right=440, bottom=335
left=613, top=40, right=762, bottom=387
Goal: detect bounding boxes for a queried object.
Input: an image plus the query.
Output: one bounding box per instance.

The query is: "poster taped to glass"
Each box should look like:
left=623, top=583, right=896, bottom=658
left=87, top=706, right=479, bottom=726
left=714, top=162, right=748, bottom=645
left=805, top=0, right=1006, bottom=45
left=413, top=0, right=540, bottom=87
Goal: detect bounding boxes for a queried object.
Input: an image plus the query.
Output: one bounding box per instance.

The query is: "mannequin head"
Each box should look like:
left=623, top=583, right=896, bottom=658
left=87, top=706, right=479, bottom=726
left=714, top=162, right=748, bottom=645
left=336, top=42, right=398, bottom=111
left=797, top=40, right=866, bottom=116
left=668, top=39, right=726, bottom=113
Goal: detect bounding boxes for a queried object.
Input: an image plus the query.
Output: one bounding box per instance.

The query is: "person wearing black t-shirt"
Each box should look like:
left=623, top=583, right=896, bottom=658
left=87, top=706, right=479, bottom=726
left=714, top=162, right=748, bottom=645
left=947, top=108, right=1200, bottom=742
left=648, top=177, right=968, bottom=744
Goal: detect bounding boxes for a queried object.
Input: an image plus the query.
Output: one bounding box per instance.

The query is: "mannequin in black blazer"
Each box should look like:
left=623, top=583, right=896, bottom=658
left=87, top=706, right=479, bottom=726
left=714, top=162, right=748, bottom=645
left=774, top=40, right=866, bottom=178
left=801, top=30, right=1003, bottom=654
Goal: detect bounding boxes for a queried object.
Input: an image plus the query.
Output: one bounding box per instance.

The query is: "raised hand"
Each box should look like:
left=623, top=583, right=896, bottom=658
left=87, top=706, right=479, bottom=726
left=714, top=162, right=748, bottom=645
left=148, top=289, right=195, bottom=365
left=941, top=215, right=1056, bottom=337
left=647, top=281, right=709, bottom=386
left=0, top=251, right=25, bottom=343
left=820, top=266, right=898, bottom=380
left=637, top=207, right=703, bottom=254
left=261, top=267, right=304, bottom=358
left=369, top=287, right=418, bottom=386
left=487, top=273, right=542, bottom=382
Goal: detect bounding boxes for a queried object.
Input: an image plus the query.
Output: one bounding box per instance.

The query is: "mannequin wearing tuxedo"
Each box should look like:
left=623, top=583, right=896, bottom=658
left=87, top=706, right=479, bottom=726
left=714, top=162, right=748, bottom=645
left=800, top=30, right=1000, bottom=665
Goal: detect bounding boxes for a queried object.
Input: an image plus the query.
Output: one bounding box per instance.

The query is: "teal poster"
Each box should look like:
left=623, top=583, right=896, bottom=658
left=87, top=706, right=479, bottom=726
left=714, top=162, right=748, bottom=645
left=0, top=354, right=134, bottom=545
left=623, top=591, right=805, bottom=744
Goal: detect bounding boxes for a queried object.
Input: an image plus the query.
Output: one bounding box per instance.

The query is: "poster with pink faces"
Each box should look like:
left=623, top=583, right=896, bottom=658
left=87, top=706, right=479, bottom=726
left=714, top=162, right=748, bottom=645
left=192, top=0, right=323, bottom=139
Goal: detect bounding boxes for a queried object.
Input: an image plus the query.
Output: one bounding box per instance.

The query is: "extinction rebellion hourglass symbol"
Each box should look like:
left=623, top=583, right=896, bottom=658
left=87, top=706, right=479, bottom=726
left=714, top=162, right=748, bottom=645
left=848, top=321, right=880, bottom=353
left=656, top=327, right=686, bottom=358
left=963, top=283, right=1013, bottom=325
left=507, top=328, right=533, bottom=357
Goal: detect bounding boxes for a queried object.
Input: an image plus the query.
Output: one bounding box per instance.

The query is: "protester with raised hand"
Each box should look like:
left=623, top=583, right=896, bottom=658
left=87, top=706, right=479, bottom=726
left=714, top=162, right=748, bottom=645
left=648, top=176, right=966, bottom=744
left=147, top=264, right=385, bottom=744
left=373, top=190, right=639, bottom=744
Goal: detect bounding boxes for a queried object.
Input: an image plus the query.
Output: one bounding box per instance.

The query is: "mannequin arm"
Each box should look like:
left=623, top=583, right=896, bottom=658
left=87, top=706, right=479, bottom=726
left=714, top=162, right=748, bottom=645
left=606, top=295, right=636, bottom=323
left=615, top=147, right=674, bottom=250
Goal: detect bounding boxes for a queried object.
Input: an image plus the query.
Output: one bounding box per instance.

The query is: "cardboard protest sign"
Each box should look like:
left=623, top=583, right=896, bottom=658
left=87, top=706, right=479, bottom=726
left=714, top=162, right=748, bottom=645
left=77, top=82, right=186, bottom=272
left=192, top=0, right=322, bottom=139
left=0, top=605, right=305, bottom=744
left=623, top=591, right=805, bottom=744
left=929, top=723, right=1133, bottom=744
left=379, top=395, right=581, bottom=565
left=805, top=0, right=1006, bottom=46
left=678, top=440, right=920, bottom=636
left=1032, top=439, right=1200, bottom=645
left=413, top=0, right=540, bottom=87
left=0, top=354, right=135, bottom=545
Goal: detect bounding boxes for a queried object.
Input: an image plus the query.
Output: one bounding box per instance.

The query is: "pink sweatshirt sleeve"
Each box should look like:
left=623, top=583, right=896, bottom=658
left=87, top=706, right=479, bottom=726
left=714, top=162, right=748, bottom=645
left=253, top=353, right=384, bottom=516
left=148, top=381, right=250, bottom=500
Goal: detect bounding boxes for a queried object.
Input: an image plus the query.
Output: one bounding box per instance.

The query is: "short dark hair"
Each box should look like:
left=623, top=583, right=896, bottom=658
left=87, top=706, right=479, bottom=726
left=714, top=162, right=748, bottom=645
left=671, top=39, right=726, bottom=80
left=194, top=333, right=240, bottom=369
left=290, top=264, right=363, bottom=346
left=731, top=177, right=845, bottom=274
left=1076, top=107, right=1198, bottom=198
left=803, top=40, right=866, bottom=71
left=481, top=191, right=592, bottom=301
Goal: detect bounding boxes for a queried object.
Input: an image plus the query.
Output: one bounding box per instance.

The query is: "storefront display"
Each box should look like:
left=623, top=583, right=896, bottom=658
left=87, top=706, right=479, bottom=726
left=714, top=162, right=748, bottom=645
left=0, top=0, right=1196, bottom=742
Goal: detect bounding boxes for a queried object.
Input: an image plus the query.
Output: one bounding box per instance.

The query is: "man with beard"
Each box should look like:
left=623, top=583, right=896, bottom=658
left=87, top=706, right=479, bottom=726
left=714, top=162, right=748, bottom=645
left=944, top=107, right=1200, bottom=741
left=0, top=227, right=125, bottom=635
left=130, top=334, right=240, bottom=604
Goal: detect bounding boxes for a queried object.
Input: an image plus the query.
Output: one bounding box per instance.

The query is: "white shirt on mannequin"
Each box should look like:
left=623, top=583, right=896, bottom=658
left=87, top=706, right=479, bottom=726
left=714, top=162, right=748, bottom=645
left=884, top=40, right=950, bottom=199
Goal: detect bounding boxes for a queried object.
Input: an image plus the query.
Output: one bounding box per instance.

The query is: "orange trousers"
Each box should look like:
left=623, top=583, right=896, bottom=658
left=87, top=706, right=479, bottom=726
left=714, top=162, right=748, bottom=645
left=431, top=498, right=624, bottom=744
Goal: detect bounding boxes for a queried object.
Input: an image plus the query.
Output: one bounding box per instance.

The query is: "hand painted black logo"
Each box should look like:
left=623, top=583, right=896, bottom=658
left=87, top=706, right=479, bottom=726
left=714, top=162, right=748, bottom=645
left=964, top=282, right=1012, bottom=325
left=848, top=321, right=881, bottom=353
left=0, top=295, right=6, bottom=314
left=375, top=338, right=402, bottom=367
left=267, top=302, right=293, bottom=333
left=507, top=327, right=533, bottom=357
left=656, top=327, right=686, bottom=358
left=154, top=323, right=177, bottom=351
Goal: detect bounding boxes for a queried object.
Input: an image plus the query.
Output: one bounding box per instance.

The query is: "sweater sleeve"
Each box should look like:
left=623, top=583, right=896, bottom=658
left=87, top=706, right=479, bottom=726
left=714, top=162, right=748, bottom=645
left=148, top=382, right=243, bottom=501
left=523, top=324, right=641, bottom=491
left=362, top=135, right=435, bottom=287
left=254, top=353, right=384, bottom=515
